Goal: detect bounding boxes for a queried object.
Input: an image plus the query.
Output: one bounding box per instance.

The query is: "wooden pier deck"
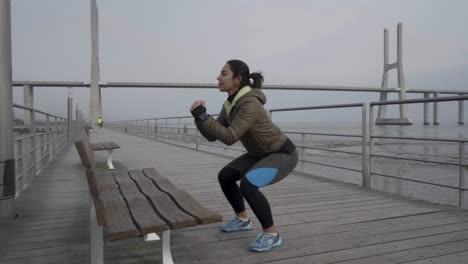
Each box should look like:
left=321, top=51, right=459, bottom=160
left=1, top=128, right=468, bottom=264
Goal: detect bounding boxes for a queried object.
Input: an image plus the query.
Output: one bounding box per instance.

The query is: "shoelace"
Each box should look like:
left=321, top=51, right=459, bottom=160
left=255, top=233, right=268, bottom=246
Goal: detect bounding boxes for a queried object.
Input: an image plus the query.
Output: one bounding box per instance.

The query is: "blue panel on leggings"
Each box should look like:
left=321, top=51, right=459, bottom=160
left=246, top=168, right=279, bottom=187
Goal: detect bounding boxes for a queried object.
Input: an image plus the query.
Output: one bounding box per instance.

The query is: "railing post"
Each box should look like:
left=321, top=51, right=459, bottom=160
left=459, top=141, right=465, bottom=208
left=433, top=92, right=439, bottom=125
left=75, top=103, right=79, bottom=131
left=30, top=108, right=36, bottom=177
left=47, top=115, right=52, bottom=162
left=67, top=88, right=73, bottom=141
left=0, top=0, right=15, bottom=218
left=362, top=104, right=370, bottom=187
left=369, top=104, right=375, bottom=188
left=423, top=93, right=430, bottom=125
left=54, top=116, right=58, bottom=156
left=155, top=119, right=158, bottom=139
left=16, top=140, right=23, bottom=196
left=301, top=133, right=305, bottom=173
left=146, top=120, right=150, bottom=137
left=459, top=94, right=464, bottom=125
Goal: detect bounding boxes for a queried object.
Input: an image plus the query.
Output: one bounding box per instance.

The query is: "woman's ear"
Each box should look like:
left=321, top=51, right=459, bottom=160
left=233, top=76, right=241, bottom=86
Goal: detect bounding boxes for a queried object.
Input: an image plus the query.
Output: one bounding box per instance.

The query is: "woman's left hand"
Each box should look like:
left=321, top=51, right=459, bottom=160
left=190, top=100, right=206, bottom=111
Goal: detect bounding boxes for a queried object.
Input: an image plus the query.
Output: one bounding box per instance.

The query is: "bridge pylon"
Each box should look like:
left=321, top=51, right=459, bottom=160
left=376, top=23, right=412, bottom=125
left=89, top=0, right=102, bottom=125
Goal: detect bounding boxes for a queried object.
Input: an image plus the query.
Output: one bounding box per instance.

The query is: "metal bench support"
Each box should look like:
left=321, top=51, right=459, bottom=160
left=144, top=231, right=174, bottom=264
left=106, top=149, right=114, bottom=169
left=161, top=230, right=174, bottom=264
left=90, top=216, right=174, bottom=264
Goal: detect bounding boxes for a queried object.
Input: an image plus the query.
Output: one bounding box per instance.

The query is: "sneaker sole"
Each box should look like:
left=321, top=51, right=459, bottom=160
left=249, top=237, right=283, bottom=252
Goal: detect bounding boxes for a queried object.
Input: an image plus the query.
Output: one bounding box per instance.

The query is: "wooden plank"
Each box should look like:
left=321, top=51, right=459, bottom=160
left=404, top=251, right=468, bottom=264
left=142, top=168, right=223, bottom=224
left=112, top=170, right=168, bottom=234
left=128, top=169, right=198, bottom=229
left=91, top=142, right=120, bottom=151
left=95, top=170, right=139, bottom=240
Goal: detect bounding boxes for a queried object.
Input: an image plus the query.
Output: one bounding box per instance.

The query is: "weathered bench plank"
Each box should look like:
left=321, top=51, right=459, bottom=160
left=143, top=168, right=223, bottom=225
left=91, top=142, right=120, bottom=151
left=128, top=170, right=198, bottom=229
left=112, top=170, right=168, bottom=234
left=92, top=169, right=139, bottom=241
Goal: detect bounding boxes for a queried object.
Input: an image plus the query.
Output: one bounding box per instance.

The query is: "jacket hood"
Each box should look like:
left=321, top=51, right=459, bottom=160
left=224, top=86, right=266, bottom=115
left=246, top=87, right=266, bottom=105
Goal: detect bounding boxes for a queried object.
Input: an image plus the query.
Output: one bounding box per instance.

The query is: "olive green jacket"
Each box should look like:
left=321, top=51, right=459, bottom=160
left=195, top=86, right=287, bottom=158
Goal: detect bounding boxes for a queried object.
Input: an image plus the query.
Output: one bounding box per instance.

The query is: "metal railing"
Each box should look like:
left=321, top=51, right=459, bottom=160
left=12, top=103, right=85, bottom=196
left=269, top=103, right=369, bottom=187
left=369, top=95, right=468, bottom=208
left=108, top=95, right=468, bottom=208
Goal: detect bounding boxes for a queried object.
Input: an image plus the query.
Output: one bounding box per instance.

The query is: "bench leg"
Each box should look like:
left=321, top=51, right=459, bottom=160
left=161, top=230, right=174, bottom=264
left=90, top=194, right=104, bottom=264
left=106, top=150, right=115, bottom=170
left=143, top=232, right=174, bottom=263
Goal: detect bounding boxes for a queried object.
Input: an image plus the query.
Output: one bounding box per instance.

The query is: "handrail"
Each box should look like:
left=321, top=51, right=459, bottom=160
left=270, top=103, right=365, bottom=112
left=108, top=94, right=467, bottom=208
left=369, top=94, right=467, bottom=208
left=12, top=103, right=85, bottom=196
left=13, top=81, right=468, bottom=95
left=370, top=94, right=468, bottom=106
left=13, top=103, right=66, bottom=119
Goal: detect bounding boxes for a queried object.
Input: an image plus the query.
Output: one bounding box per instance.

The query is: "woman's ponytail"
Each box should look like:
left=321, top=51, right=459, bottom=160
left=250, top=72, right=264, bottom=88
left=227, top=59, right=264, bottom=88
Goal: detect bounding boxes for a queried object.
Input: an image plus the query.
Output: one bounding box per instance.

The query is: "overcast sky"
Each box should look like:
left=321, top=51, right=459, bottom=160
left=10, top=0, right=468, bottom=123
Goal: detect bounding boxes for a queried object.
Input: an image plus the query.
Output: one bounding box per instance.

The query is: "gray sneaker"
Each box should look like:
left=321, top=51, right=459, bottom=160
left=249, top=232, right=283, bottom=252
left=220, top=216, right=253, bottom=232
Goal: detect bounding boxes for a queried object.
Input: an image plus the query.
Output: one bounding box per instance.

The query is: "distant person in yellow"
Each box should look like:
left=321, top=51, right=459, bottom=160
left=97, top=117, right=103, bottom=128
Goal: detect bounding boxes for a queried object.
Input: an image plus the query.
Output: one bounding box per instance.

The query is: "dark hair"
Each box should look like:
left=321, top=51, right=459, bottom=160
left=227, top=59, right=264, bottom=88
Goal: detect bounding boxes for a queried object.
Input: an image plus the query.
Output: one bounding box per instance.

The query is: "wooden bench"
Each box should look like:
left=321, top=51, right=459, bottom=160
left=83, top=126, right=120, bottom=169
left=74, top=132, right=223, bottom=264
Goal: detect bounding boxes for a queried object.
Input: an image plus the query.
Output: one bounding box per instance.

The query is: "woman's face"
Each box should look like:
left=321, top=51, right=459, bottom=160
left=217, top=63, right=240, bottom=95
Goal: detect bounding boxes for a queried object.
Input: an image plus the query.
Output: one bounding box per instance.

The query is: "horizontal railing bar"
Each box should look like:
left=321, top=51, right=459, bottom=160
left=372, top=172, right=467, bottom=190
left=372, top=135, right=466, bottom=143
left=18, top=164, right=35, bottom=179
left=13, top=81, right=468, bottom=95
left=305, top=147, right=362, bottom=156
left=13, top=81, right=87, bottom=87
left=15, top=149, right=34, bottom=160
left=284, top=131, right=362, bottom=138
left=370, top=94, right=468, bottom=106
left=270, top=103, right=364, bottom=112
left=36, top=152, right=51, bottom=163
left=13, top=130, right=63, bottom=141
left=372, top=153, right=462, bottom=166
left=13, top=103, right=65, bottom=119
left=302, top=160, right=363, bottom=173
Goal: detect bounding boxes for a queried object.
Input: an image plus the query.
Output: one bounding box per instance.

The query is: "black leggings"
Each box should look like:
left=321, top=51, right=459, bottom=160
left=218, top=150, right=298, bottom=229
